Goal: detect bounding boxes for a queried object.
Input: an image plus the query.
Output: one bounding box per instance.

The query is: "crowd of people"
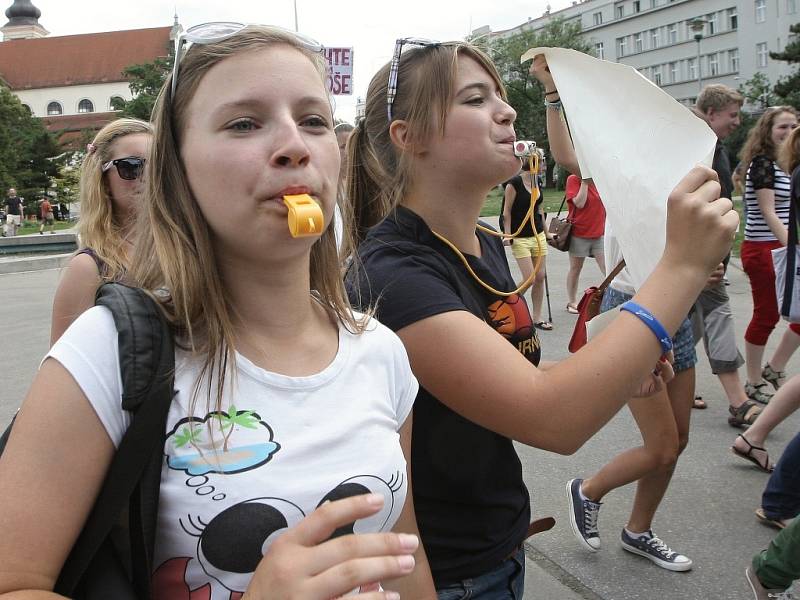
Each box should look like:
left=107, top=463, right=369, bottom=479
left=0, top=25, right=796, bottom=600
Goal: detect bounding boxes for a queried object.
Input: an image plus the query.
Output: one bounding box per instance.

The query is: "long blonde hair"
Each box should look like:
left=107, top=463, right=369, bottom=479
left=740, top=106, right=799, bottom=172
left=345, top=42, right=503, bottom=254
left=78, top=118, right=153, bottom=280
left=128, top=26, right=364, bottom=417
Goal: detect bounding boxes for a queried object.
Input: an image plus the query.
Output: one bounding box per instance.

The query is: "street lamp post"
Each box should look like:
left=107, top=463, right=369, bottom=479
left=689, top=18, right=707, bottom=95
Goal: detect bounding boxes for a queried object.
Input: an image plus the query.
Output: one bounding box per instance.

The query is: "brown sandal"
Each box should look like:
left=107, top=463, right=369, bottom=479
left=728, top=399, right=761, bottom=428
left=731, top=434, right=774, bottom=473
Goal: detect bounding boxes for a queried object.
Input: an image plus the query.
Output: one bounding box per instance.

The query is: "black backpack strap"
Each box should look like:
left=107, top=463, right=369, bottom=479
left=55, top=283, right=175, bottom=597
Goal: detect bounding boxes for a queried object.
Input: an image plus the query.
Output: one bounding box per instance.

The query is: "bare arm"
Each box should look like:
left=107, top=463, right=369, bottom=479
left=0, top=360, right=116, bottom=598
left=572, top=180, right=590, bottom=209
left=757, top=189, right=788, bottom=246
left=50, top=254, right=102, bottom=346
left=384, top=414, right=435, bottom=598
left=502, top=184, right=516, bottom=236
left=398, top=166, right=737, bottom=455
left=529, top=56, right=581, bottom=177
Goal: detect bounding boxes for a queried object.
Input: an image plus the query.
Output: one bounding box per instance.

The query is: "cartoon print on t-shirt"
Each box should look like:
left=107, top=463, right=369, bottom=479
left=487, top=293, right=539, bottom=360
left=166, top=407, right=281, bottom=478
left=152, top=472, right=405, bottom=600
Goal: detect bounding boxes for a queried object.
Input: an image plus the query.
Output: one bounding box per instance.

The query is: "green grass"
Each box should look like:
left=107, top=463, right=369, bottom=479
left=480, top=188, right=565, bottom=218
left=482, top=191, right=746, bottom=258
left=14, top=221, right=74, bottom=236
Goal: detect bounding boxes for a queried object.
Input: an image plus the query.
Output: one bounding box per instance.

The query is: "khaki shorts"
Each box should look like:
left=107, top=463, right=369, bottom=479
left=569, top=235, right=604, bottom=258
left=43, top=212, right=54, bottom=225
left=511, top=232, right=548, bottom=259
left=5, top=214, right=20, bottom=226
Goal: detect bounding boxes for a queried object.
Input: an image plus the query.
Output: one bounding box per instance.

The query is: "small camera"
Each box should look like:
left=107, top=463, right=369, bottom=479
left=513, top=140, right=537, bottom=157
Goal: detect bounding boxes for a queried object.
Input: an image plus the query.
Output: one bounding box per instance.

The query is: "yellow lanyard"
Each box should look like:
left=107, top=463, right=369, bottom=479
left=430, top=155, right=544, bottom=297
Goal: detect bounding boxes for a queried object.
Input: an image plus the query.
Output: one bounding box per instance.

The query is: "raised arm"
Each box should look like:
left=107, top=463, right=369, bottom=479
left=529, top=55, right=581, bottom=177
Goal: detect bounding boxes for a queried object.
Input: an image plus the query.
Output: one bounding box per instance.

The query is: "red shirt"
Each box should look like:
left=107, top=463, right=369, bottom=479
left=565, top=174, right=605, bottom=239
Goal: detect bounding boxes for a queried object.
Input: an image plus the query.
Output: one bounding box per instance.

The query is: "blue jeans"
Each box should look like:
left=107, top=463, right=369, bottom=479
left=436, top=547, right=526, bottom=600
left=762, top=430, right=800, bottom=520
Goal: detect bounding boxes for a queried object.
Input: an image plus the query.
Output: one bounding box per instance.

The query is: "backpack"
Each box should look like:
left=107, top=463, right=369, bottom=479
left=0, top=282, right=175, bottom=599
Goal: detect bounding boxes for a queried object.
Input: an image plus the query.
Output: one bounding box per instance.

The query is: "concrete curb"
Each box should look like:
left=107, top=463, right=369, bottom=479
left=0, top=254, right=71, bottom=275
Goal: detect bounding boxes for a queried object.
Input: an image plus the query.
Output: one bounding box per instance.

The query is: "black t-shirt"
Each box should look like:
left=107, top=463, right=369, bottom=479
left=504, top=175, right=543, bottom=237
left=5, top=196, right=22, bottom=216
left=712, top=140, right=733, bottom=200
left=348, top=206, right=540, bottom=586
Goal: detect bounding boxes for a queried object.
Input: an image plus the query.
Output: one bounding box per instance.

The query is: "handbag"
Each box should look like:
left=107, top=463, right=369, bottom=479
left=568, top=260, right=626, bottom=353
left=547, top=196, right=572, bottom=252
left=773, top=188, right=800, bottom=322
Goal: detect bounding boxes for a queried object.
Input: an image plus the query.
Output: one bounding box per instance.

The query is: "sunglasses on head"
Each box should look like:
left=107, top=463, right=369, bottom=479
left=102, top=157, right=146, bottom=181
left=387, top=37, right=444, bottom=122
left=171, top=22, right=325, bottom=99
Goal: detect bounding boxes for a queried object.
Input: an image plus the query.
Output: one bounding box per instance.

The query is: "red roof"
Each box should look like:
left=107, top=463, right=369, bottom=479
left=0, top=26, right=171, bottom=90
left=41, top=111, right=118, bottom=149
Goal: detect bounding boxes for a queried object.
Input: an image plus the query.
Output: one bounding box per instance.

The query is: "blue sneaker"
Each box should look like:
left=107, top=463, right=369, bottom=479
left=620, top=529, right=692, bottom=572
left=566, top=478, right=601, bottom=551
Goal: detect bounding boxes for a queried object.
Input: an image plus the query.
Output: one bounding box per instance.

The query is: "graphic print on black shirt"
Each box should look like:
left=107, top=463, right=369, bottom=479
left=348, top=206, right=538, bottom=587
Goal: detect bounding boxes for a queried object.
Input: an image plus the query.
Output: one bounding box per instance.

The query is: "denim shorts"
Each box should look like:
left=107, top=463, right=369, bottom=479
left=600, top=286, right=697, bottom=373
left=436, top=547, right=526, bottom=600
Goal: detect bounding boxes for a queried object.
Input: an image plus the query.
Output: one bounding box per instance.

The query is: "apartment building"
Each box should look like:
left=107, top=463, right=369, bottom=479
left=476, top=0, right=797, bottom=106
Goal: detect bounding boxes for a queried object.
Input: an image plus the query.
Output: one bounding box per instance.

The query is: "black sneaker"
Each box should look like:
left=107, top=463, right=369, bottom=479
left=566, top=478, right=601, bottom=552
left=620, top=529, right=692, bottom=571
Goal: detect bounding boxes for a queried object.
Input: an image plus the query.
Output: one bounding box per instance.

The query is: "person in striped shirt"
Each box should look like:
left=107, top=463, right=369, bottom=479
left=739, top=106, right=799, bottom=404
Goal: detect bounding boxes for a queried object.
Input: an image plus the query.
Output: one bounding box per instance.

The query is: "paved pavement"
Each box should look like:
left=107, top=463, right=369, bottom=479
left=0, top=227, right=798, bottom=599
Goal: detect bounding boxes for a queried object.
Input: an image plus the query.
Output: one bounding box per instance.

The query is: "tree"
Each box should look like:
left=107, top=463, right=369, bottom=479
left=737, top=71, right=774, bottom=109
left=111, top=54, right=173, bottom=121
left=0, top=84, right=63, bottom=210
left=770, top=23, right=800, bottom=110
left=486, top=18, right=592, bottom=186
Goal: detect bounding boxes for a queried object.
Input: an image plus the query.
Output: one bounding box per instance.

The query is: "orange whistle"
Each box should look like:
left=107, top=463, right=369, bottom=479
left=283, top=194, right=324, bottom=238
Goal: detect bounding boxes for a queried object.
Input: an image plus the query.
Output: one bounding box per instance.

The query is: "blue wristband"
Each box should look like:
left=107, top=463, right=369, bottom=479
left=620, top=301, right=673, bottom=357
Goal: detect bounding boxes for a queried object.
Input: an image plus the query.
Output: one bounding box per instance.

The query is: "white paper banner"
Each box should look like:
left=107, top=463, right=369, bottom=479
left=520, top=47, right=717, bottom=289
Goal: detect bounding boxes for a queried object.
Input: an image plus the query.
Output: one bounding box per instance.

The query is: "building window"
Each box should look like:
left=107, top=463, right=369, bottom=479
left=788, top=0, right=797, bottom=14
left=669, top=61, right=678, bottom=83
left=77, top=99, right=94, bottom=113
left=709, top=53, right=719, bottom=76
left=635, top=32, right=644, bottom=52
left=633, top=0, right=640, bottom=12
left=727, top=7, right=738, bottom=30
left=616, top=3, right=624, bottom=18
left=650, top=28, right=659, bottom=48
left=728, top=48, right=739, bottom=72
left=707, top=13, right=717, bottom=35
left=668, top=23, right=678, bottom=44
left=593, top=11, right=603, bottom=25
left=653, top=66, right=662, bottom=86
left=755, top=0, right=766, bottom=22
left=595, top=42, right=605, bottom=59
left=617, top=37, right=627, bottom=57
left=757, top=42, right=768, bottom=67
left=47, top=101, right=62, bottom=116
left=21, top=103, right=31, bottom=114
left=688, top=57, right=697, bottom=79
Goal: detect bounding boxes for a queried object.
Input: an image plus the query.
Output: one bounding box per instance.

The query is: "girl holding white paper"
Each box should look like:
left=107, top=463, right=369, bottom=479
left=347, top=40, right=737, bottom=594
left=530, top=53, right=707, bottom=572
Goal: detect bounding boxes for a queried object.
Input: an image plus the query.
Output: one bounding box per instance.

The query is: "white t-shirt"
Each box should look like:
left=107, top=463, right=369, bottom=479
left=47, top=306, right=418, bottom=599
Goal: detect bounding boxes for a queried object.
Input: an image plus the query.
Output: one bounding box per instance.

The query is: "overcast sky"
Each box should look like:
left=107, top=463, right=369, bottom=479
left=25, top=0, right=573, bottom=122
